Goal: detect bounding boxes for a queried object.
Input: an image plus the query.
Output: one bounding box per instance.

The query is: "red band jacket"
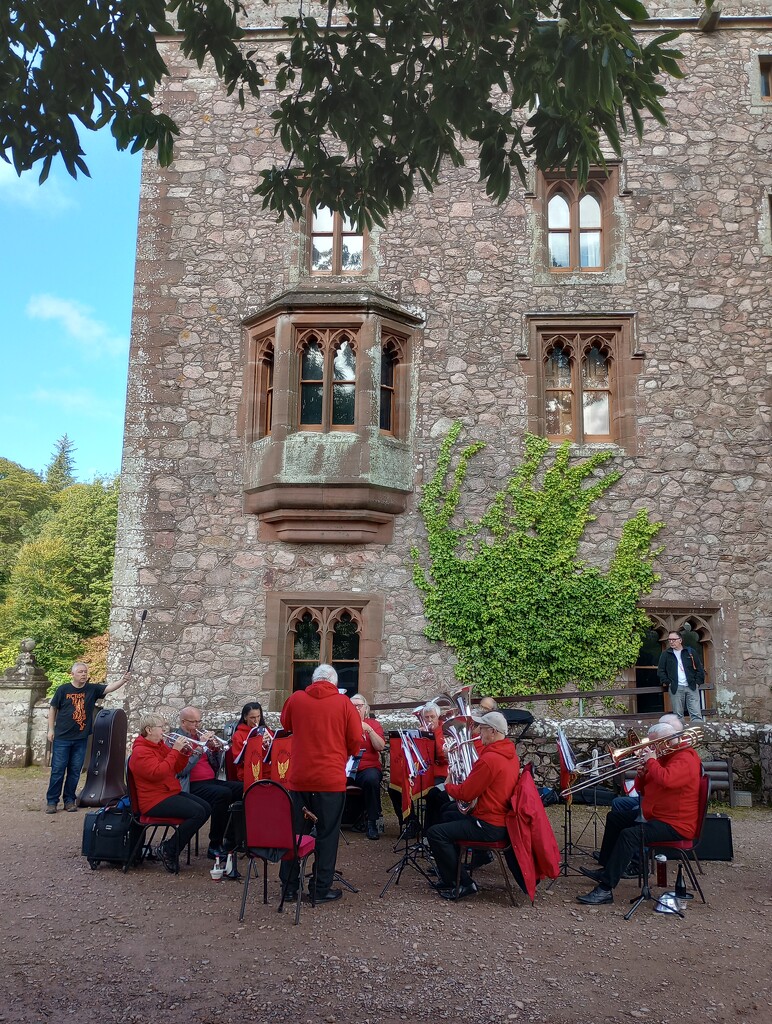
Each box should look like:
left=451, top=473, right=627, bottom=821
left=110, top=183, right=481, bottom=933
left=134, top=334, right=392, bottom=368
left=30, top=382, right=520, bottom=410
left=130, top=735, right=189, bottom=813
left=281, top=681, right=362, bottom=792
left=445, top=738, right=520, bottom=826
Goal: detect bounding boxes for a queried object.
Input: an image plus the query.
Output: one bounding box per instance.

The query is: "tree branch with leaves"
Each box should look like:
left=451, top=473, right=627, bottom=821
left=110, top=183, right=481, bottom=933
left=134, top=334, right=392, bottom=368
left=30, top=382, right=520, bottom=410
left=1, top=0, right=711, bottom=224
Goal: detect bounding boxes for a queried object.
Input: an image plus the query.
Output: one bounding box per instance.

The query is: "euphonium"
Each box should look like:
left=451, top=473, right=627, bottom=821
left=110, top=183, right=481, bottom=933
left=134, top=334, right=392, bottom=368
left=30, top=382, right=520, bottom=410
left=437, top=685, right=479, bottom=812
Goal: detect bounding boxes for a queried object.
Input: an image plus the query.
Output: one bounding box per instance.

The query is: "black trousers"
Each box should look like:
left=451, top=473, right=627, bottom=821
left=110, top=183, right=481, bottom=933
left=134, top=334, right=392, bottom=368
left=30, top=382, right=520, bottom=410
left=353, top=768, right=382, bottom=823
left=427, top=816, right=507, bottom=887
left=190, top=779, right=242, bottom=846
left=147, top=792, right=211, bottom=855
left=279, top=790, right=346, bottom=897
left=598, top=810, right=682, bottom=889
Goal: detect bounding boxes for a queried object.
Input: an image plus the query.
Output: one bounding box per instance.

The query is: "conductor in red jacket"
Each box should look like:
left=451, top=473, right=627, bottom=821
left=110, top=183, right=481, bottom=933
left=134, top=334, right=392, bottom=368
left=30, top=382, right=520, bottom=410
left=577, top=721, right=702, bottom=905
left=426, top=711, right=520, bottom=901
left=279, top=664, right=362, bottom=903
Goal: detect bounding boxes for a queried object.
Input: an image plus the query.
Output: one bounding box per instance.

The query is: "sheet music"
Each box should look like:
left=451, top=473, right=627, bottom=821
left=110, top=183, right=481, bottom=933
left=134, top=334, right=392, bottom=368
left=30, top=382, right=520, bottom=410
left=233, top=725, right=265, bottom=764
left=556, top=728, right=576, bottom=771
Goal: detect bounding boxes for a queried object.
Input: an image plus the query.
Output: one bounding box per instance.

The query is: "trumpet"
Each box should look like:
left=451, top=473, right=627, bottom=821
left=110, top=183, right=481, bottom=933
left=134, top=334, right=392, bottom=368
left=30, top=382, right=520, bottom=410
left=560, top=726, right=704, bottom=797
left=162, top=731, right=210, bottom=754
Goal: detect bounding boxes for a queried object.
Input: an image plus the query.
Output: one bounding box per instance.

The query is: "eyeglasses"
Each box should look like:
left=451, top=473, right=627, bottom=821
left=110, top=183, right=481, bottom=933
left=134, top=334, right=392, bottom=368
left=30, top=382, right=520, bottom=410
left=668, top=637, right=681, bottom=642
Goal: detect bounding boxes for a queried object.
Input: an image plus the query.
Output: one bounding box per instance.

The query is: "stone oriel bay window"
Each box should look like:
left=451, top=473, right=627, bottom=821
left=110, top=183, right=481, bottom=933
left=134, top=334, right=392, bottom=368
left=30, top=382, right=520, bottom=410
left=519, top=313, right=643, bottom=454
left=263, top=592, right=385, bottom=705
left=239, top=284, right=422, bottom=543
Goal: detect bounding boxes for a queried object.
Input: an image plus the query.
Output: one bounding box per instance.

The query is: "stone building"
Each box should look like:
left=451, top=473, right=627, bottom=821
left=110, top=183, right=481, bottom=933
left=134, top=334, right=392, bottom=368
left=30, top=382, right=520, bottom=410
left=110, top=1, right=772, bottom=722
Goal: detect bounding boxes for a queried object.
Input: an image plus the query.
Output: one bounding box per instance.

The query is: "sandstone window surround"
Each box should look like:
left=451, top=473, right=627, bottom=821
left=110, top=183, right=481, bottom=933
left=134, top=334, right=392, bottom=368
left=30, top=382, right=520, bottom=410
left=637, top=603, right=724, bottom=715
left=263, top=592, right=384, bottom=706
left=309, top=205, right=367, bottom=275
left=240, top=284, right=423, bottom=544
left=749, top=53, right=772, bottom=111
left=536, top=166, right=620, bottom=274
left=518, top=313, right=643, bottom=454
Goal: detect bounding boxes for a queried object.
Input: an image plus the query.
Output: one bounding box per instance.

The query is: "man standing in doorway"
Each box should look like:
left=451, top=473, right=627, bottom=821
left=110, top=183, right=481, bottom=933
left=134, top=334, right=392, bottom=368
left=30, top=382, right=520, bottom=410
left=46, top=662, right=129, bottom=812
left=658, top=632, right=705, bottom=723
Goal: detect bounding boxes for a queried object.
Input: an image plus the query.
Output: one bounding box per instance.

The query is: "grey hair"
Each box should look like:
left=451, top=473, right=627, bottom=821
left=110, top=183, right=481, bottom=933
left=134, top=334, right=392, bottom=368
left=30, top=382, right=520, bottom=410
left=658, top=713, right=683, bottom=731
left=312, top=663, right=338, bottom=685
left=479, top=696, right=498, bottom=711
left=423, top=701, right=441, bottom=715
left=350, top=693, right=370, bottom=716
left=648, top=722, right=675, bottom=741
left=138, top=713, right=166, bottom=736
left=71, top=662, right=89, bottom=673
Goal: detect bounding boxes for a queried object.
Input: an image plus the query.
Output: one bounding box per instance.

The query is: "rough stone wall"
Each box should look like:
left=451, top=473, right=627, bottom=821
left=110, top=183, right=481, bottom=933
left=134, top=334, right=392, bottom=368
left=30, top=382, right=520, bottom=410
left=110, top=13, right=772, bottom=722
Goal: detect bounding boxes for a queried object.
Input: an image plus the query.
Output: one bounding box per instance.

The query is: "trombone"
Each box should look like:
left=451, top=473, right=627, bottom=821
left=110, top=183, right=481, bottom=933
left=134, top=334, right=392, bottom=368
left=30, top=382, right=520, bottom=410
left=560, top=726, right=703, bottom=798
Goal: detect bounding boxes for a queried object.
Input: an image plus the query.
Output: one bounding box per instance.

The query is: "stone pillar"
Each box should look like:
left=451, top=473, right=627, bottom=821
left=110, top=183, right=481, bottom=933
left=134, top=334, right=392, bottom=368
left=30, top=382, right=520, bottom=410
left=0, top=639, right=50, bottom=767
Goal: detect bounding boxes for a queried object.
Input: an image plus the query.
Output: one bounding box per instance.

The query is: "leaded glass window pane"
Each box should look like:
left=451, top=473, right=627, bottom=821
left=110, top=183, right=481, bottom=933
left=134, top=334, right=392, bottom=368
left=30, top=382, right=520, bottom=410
left=583, top=392, right=610, bottom=435
left=546, top=393, right=573, bottom=436
left=333, top=340, right=356, bottom=381
left=545, top=347, right=572, bottom=387
left=302, top=341, right=324, bottom=380
left=312, top=239, right=333, bottom=272
left=583, top=346, right=610, bottom=386
left=332, top=384, right=355, bottom=425
left=341, top=237, right=363, bottom=272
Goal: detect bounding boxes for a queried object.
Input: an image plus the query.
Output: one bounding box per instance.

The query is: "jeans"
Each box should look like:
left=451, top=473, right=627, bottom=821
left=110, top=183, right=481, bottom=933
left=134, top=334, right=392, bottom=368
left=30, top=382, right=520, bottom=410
left=670, top=686, right=704, bottom=722
left=46, top=737, right=89, bottom=807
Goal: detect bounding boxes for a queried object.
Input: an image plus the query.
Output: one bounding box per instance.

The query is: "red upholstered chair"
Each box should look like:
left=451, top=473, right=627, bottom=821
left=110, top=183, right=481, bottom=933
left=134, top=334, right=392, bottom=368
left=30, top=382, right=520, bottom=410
left=648, top=773, right=711, bottom=903
left=223, top=746, right=239, bottom=782
left=453, top=837, right=518, bottom=906
left=239, top=780, right=316, bottom=926
left=123, top=764, right=187, bottom=874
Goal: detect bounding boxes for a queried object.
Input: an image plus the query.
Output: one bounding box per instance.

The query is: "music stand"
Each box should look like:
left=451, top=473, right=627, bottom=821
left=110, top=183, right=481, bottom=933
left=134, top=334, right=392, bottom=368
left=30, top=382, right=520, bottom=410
left=546, top=733, right=592, bottom=887
left=380, top=731, right=436, bottom=898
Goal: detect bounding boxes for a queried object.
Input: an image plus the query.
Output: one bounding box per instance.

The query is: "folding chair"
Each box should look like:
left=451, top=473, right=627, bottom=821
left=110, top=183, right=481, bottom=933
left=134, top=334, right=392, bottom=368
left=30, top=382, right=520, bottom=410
left=123, top=765, right=187, bottom=874
left=239, top=780, right=316, bottom=926
left=454, top=837, right=519, bottom=906
left=648, top=773, right=711, bottom=903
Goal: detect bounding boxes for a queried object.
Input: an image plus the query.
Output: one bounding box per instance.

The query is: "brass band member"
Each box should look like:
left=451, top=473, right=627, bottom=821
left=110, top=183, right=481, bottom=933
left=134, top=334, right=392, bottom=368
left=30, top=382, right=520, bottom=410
left=278, top=665, right=361, bottom=903
left=577, top=721, right=702, bottom=905
left=177, top=706, right=242, bottom=860
left=426, top=711, right=520, bottom=901
left=349, top=694, right=386, bottom=840
left=230, top=702, right=272, bottom=783
left=129, top=714, right=211, bottom=873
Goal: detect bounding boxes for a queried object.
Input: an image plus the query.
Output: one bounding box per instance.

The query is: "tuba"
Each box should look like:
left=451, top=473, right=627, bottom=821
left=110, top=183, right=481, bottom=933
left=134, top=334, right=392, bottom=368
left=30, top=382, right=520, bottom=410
left=437, top=685, right=479, bottom=812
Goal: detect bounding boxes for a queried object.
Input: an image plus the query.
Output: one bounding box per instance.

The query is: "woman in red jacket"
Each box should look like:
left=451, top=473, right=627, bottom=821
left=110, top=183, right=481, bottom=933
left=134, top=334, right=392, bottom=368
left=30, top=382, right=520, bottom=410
left=350, top=694, right=386, bottom=840
left=129, top=714, right=211, bottom=873
left=230, top=702, right=272, bottom=783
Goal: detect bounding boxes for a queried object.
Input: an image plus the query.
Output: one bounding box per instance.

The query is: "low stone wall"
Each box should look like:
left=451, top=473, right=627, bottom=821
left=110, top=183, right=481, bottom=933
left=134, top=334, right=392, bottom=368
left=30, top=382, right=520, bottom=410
left=26, top=704, right=772, bottom=802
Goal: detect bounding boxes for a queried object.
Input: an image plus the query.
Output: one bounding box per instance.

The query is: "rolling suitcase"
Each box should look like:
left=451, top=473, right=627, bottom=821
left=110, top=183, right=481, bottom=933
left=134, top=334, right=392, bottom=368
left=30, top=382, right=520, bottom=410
left=81, top=806, right=141, bottom=869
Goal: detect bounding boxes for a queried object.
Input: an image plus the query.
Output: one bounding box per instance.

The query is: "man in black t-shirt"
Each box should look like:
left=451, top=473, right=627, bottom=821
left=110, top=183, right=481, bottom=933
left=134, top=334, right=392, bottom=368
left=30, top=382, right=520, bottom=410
left=45, top=662, right=129, bottom=812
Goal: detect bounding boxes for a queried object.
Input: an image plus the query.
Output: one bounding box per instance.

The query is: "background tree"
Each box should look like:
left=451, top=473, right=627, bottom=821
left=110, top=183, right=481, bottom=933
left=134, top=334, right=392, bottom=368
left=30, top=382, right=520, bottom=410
left=0, top=0, right=710, bottom=225
left=411, top=424, right=663, bottom=695
left=0, top=476, right=120, bottom=676
left=44, top=434, right=77, bottom=493
left=0, top=457, right=53, bottom=601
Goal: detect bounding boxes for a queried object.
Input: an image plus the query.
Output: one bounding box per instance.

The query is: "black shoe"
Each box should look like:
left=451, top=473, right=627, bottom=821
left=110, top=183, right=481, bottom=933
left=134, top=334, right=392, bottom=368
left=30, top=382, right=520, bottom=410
left=366, top=822, right=380, bottom=840
left=207, top=845, right=225, bottom=860
left=439, top=881, right=479, bottom=901
left=592, top=850, right=601, bottom=862
left=310, top=889, right=343, bottom=903
left=580, top=866, right=606, bottom=883
left=577, top=885, right=613, bottom=905
left=155, top=844, right=179, bottom=874
left=281, top=888, right=298, bottom=902
left=621, top=865, right=641, bottom=880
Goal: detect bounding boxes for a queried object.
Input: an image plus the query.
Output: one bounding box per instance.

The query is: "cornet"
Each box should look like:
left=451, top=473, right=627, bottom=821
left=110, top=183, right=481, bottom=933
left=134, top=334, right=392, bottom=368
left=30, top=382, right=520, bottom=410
left=162, top=731, right=210, bottom=754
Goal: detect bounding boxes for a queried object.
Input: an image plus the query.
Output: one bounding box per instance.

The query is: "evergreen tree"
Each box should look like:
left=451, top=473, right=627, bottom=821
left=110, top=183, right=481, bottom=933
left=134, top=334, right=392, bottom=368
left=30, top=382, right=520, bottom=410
left=45, top=435, right=77, bottom=493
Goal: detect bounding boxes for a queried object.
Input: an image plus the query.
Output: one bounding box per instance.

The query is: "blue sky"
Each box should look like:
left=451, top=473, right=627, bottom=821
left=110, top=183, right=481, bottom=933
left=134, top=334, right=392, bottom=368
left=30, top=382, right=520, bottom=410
left=0, top=131, right=142, bottom=482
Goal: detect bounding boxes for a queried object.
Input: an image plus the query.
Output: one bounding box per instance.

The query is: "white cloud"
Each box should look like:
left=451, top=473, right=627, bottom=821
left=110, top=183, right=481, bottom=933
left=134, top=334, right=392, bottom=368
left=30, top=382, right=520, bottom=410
left=0, top=162, right=76, bottom=213
left=26, top=294, right=127, bottom=358
left=30, top=388, right=124, bottom=423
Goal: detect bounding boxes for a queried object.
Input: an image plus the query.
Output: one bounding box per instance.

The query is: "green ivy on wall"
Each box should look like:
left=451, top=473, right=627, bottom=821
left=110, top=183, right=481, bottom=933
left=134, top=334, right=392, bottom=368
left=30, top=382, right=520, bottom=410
left=411, top=423, right=664, bottom=695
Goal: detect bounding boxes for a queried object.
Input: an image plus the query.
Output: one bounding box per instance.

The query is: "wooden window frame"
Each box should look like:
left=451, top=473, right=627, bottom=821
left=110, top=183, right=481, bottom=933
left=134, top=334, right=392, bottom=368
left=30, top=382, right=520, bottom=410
left=379, top=333, right=407, bottom=437
left=538, top=167, right=617, bottom=274
left=264, top=592, right=384, bottom=707
left=296, top=328, right=358, bottom=433
left=521, top=313, right=643, bottom=454
left=309, top=206, right=366, bottom=276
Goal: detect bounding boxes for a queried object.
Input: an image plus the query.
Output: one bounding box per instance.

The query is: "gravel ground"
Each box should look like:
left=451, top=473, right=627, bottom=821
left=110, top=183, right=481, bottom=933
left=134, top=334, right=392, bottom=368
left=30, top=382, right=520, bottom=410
left=1, top=768, right=770, bottom=1024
